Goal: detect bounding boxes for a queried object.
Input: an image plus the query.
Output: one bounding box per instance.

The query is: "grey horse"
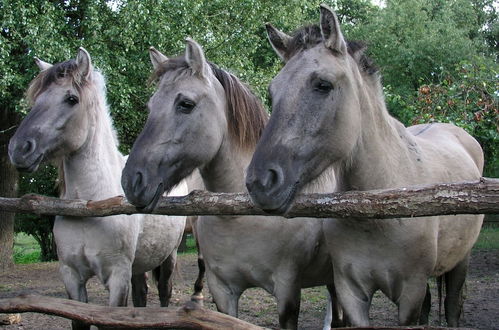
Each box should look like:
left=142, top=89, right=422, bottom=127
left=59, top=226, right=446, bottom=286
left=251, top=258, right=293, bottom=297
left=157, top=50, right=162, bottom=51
left=246, top=5, right=484, bottom=327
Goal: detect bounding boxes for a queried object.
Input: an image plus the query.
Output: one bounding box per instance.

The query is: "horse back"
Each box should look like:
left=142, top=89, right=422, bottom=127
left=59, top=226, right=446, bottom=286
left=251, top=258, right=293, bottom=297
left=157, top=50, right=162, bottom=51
left=408, top=123, right=484, bottom=179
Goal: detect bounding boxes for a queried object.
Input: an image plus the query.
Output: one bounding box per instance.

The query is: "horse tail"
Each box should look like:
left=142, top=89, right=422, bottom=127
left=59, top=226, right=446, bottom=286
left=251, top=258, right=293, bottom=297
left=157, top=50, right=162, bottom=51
left=151, top=268, right=160, bottom=288
left=437, top=275, right=444, bottom=325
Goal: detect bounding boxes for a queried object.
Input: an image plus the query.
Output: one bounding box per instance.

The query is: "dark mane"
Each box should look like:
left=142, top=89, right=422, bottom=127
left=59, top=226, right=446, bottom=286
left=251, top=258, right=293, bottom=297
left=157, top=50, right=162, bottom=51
left=150, top=57, right=268, bottom=150
left=26, top=60, right=86, bottom=105
left=285, top=24, right=378, bottom=75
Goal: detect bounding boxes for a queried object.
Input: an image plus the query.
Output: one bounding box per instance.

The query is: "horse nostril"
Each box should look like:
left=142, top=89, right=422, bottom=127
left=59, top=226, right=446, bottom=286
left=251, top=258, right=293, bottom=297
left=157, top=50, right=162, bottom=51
left=132, top=171, right=144, bottom=191
left=22, top=140, right=36, bottom=156
left=262, top=168, right=282, bottom=191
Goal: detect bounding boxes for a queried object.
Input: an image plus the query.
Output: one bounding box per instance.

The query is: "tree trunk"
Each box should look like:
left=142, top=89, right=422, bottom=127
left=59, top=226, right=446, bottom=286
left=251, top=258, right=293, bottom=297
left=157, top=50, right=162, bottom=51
left=0, top=109, right=20, bottom=271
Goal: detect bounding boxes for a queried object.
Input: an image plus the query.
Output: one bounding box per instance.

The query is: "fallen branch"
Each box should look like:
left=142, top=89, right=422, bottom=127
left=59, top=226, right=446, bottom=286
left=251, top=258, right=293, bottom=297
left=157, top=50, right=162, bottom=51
left=0, top=178, right=497, bottom=219
left=0, top=294, right=262, bottom=329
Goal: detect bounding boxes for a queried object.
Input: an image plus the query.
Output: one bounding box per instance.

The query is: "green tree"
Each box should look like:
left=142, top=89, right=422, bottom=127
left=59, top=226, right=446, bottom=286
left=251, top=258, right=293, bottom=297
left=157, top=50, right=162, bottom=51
left=15, top=165, right=60, bottom=261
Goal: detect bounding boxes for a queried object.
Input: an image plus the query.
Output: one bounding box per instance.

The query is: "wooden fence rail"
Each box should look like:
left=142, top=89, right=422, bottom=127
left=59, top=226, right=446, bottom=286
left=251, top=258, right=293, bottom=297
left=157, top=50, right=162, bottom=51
left=0, top=295, right=261, bottom=329
left=0, top=177, right=497, bottom=219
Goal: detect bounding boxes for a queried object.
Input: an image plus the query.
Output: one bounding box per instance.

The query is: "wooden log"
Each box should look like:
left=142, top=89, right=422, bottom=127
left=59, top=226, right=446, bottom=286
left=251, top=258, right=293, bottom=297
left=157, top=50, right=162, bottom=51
left=0, top=294, right=262, bottom=329
left=0, top=178, right=497, bottom=219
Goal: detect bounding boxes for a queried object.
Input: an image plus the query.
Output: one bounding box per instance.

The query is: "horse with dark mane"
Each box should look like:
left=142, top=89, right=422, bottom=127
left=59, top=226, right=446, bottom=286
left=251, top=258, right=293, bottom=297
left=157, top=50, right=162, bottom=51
left=121, top=39, right=341, bottom=329
left=247, top=5, right=484, bottom=327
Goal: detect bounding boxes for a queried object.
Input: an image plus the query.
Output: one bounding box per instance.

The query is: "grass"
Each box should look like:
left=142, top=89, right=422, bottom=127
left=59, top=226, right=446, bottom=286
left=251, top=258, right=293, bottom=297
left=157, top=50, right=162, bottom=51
left=13, top=233, right=41, bottom=264
left=473, top=223, right=499, bottom=250
left=179, top=235, right=198, bottom=255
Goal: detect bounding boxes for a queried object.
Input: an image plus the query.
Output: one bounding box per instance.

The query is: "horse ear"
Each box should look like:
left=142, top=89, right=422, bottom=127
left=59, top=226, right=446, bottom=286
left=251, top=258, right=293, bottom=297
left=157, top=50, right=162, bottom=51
left=185, top=37, right=210, bottom=79
left=76, top=47, right=92, bottom=80
left=149, top=46, right=168, bottom=70
left=266, top=23, right=292, bottom=62
left=34, top=58, right=53, bottom=71
left=319, top=4, right=347, bottom=55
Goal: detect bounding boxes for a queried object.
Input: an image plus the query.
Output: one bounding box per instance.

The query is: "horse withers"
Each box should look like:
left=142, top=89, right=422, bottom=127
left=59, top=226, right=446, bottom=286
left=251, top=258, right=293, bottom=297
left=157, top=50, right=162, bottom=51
left=246, top=4, right=484, bottom=327
left=9, top=48, right=186, bottom=329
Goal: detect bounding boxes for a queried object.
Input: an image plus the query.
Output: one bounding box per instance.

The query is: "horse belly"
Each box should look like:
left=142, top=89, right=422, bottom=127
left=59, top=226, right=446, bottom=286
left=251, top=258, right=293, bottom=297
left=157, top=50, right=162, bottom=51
left=198, top=215, right=328, bottom=290
left=433, top=214, right=483, bottom=276
left=323, top=218, right=438, bottom=289
left=132, top=214, right=185, bottom=274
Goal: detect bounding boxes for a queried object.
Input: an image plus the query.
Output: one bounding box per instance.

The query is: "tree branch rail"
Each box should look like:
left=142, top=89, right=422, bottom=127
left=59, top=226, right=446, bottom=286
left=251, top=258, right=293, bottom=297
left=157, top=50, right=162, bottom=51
left=0, top=178, right=497, bottom=219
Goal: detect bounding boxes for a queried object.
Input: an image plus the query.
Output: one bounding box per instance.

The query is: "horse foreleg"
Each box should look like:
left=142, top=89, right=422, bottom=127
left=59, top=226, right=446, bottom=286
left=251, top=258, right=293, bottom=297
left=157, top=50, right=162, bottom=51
left=157, top=252, right=177, bottom=307
left=131, top=273, right=148, bottom=307
left=206, top=272, right=242, bottom=317
left=334, top=275, right=372, bottom=327
left=418, top=283, right=432, bottom=325
left=107, top=267, right=131, bottom=307
left=444, top=253, right=470, bottom=327
left=59, top=264, right=90, bottom=330
left=275, top=280, right=301, bottom=330
left=396, top=277, right=427, bottom=326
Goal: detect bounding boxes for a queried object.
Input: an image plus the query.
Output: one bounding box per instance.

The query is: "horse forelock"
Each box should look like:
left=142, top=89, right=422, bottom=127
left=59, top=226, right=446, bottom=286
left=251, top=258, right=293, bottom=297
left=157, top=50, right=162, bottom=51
left=27, top=60, right=85, bottom=105
left=285, top=24, right=378, bottom=76
left=150, top=56, right=268, bottom=150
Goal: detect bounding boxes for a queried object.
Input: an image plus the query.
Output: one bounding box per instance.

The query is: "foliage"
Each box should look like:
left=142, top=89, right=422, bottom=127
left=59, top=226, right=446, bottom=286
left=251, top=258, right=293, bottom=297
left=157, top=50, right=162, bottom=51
left=410, top=58, right=499, bottom=177
left=350, top=0, right=490, bottom=96
left=15, top=165, right=59, bottom=262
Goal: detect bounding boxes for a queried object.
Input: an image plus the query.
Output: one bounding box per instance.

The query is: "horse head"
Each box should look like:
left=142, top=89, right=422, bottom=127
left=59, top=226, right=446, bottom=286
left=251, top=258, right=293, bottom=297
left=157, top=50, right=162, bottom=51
left=9, top=48, right=102, bottom=172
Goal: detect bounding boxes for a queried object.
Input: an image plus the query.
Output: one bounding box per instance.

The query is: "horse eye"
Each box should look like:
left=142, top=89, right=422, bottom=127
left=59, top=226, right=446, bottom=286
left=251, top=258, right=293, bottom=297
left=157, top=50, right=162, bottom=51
left=176, top=99, right=196, bottom=114
left=314, top=80, right=334, bottom=94
left=65, top=95, right=79, bottom=106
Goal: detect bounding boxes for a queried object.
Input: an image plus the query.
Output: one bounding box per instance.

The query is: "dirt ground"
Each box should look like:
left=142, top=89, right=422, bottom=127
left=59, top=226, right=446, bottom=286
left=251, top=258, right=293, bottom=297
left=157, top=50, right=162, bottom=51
left=0, top=249, right=497, bottom=329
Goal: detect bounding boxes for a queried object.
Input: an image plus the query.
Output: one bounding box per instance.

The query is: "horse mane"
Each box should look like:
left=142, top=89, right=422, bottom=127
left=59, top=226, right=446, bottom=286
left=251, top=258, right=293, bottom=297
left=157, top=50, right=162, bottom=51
left=150, top=57, right=268, bottom=150
left=285, top=24, right=378, bottom=76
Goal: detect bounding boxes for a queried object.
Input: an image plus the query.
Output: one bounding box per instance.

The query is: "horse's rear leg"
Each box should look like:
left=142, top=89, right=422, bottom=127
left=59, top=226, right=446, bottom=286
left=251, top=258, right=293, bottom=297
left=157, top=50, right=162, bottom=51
left=59, top=264, right=90, bottom=330
left=156, top=252, right=177, bottom=307
left=444, top=253, right=470, bottom=327
left=191, top=244, right=205, bottom=304
left=131, top=273, right=148, bottom=307
left=275, top=280, right=301, bottom=330
left=326, top=283, right=346, bottom=328
left=189, top=216, right=205, bottom=305
left=418, top=283, right=432, bottom=325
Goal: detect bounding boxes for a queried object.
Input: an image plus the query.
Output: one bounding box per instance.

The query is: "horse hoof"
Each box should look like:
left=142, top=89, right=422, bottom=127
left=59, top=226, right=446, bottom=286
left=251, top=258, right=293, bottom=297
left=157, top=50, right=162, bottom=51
left=190, top=294, right=204, bottom=306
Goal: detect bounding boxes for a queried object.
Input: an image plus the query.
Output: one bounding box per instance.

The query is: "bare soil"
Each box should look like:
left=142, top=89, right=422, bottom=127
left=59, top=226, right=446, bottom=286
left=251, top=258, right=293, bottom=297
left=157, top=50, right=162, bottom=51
left=0, top=249, right=497, bottom=329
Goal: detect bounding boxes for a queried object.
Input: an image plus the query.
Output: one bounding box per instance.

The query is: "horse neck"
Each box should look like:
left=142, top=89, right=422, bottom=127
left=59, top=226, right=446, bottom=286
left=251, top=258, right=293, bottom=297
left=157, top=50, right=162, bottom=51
left=62, top=93, right=124, bottom=200
left=200, top=136, right=252, bottom=193
left=338, top=76, right=420, bottom=191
